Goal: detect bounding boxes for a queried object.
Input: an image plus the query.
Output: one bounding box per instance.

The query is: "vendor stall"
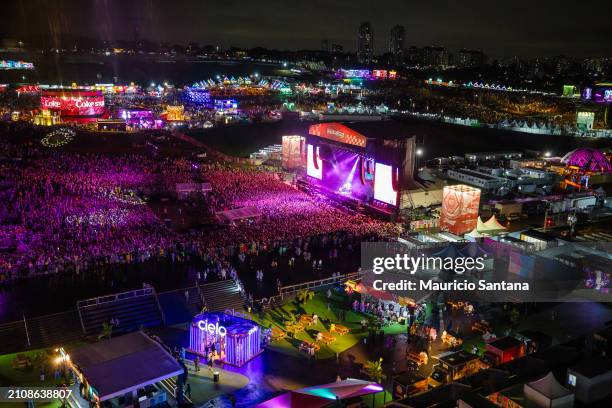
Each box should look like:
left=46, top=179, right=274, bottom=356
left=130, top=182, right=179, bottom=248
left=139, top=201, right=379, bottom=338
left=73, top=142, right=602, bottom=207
left=189, top=312, right=262, bottom=367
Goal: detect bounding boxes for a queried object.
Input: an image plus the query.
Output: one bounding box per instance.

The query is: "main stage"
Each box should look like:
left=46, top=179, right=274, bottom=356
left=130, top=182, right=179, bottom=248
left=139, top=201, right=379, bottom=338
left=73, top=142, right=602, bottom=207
left=301, top=122, right=416, bottom=219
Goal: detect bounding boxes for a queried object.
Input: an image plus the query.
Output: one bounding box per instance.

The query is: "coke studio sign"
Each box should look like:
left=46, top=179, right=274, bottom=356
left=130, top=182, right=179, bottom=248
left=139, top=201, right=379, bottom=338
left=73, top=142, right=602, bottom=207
left=41, top=90, right=105, bottom=117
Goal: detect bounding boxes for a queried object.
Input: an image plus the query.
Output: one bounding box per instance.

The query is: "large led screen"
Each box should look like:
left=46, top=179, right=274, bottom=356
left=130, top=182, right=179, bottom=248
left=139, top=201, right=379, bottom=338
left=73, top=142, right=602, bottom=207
left=306, top=144, right=322, bottom=179
left=41, top=91, right=105, bottom=116
left=306, top=143, right=373, bottom=201
left=373, top=162, right=397, bottom=206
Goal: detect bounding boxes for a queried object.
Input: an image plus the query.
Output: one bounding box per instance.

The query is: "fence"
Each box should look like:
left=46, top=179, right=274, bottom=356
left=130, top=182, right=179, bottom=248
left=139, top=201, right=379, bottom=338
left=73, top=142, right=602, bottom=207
left=278, top=271, right=364, bottom=298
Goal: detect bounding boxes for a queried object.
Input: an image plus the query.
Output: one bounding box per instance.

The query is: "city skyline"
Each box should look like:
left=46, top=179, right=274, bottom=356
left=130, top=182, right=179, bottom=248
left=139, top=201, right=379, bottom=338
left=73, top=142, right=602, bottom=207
left=2, top=0, right=612, bottom=57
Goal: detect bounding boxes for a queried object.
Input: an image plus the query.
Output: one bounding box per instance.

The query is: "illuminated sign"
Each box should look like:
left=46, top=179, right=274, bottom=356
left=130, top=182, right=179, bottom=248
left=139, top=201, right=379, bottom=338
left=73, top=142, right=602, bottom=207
left=374, top=162, right=398, bottom=206
left=308, top=122, right=367, bottom=148
left=41, top=90, right=105, bottom=116
left=197, top=319, right=227, bottom=336
left=372, top=70, right=388, bottom=79
left=338, top=69, right=371, bottom=79
left=0, top=60, right=34, bottom=70
left=306, top=144, right=322, bottom=179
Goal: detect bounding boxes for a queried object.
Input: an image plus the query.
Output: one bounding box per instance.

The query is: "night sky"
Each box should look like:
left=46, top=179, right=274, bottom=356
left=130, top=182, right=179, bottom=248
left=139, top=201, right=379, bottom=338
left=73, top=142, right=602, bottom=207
left=2, top=0, right=612, bottom=57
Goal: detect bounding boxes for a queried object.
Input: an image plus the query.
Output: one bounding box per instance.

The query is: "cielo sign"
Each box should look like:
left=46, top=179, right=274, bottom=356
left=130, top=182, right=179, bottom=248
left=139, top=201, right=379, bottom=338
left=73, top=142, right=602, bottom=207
left=197, top=319, right=227, bottom=336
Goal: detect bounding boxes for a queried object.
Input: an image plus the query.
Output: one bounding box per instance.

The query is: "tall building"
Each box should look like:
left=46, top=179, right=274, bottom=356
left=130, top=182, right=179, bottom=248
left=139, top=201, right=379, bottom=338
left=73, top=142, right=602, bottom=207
left=423, top=46, right=448, bottom=68
left=406, top=46, right=423, bottom=65
left=458, top=49, right=486, bottom=68
left=389, top=25, right=405, bottom=63
left=321, top=39, right=329, bottom=52
left=331, top=43, right=344, bottom=53
left=357, top=22, right=374, bottom=64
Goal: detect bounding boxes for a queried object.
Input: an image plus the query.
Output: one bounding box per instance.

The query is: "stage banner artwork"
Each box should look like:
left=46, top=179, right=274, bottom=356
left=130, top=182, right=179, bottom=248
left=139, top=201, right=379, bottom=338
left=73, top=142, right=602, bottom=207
left=41, top=90, right=105, bottom=117
left=440, top=184, right=481, bottom=235
left=309, top=123, right=367, bottom=148
left=281, top=135, right=305, bottom=170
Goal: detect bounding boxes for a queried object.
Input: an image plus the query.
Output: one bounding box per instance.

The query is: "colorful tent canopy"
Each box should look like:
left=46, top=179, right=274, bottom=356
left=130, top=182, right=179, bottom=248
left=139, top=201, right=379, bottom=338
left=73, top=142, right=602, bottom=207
left=256, top=379, right=383, bottom=407
left=255, top=391, right=330, bottom=408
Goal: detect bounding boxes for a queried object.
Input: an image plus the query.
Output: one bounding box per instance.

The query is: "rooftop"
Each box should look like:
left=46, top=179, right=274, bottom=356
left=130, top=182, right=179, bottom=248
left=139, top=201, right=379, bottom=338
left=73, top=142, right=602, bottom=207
left=569, top=356, right=612, bottom=378
left=439, top=351, right=480, bottom=367
left=488, top=336, right=524, bottom=351
left=68, top=331, right=183, bottom=401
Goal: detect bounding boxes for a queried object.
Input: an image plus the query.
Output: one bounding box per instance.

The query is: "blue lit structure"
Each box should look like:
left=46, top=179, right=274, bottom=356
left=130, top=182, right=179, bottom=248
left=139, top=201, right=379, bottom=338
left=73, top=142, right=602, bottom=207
left=214, top=98, right=238, bottom=112
left=186, top=88, right=212, bottom=105
left=189, top=312, right=262, bottom=367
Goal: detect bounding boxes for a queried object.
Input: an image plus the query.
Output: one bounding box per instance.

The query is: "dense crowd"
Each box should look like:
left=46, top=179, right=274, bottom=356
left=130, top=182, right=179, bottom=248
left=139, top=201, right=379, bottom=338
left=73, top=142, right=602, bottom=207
left=0, top=123, right=399, bottom=283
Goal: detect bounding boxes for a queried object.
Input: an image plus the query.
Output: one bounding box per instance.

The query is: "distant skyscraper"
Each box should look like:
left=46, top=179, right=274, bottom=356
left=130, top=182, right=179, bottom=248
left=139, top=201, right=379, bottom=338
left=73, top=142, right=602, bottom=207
left=458, top=49, right=486, bottom=68
left=331, top=43, right=344, bottom=53
left=357, top=22, right=374, bottom=64
left=389, top=25, right=405, bottom=63
left=423, top=46, right=448, bottom=68
left=321, top=39, right=329, bottom=52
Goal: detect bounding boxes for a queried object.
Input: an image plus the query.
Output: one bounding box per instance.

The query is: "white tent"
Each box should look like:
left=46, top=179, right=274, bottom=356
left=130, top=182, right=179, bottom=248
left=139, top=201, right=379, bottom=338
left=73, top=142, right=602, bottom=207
left=523, top=372, right=574, bottom=408
left=464, top=228, right=484, bottom=241
left=476, top=216, right=487, bottom=232
left=481, top=215, right=507, bottom=232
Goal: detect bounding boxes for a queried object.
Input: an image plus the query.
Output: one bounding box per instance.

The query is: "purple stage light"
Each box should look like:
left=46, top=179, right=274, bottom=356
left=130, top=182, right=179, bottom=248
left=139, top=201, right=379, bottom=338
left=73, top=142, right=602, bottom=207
left=307, top=145, right=373, bottom=201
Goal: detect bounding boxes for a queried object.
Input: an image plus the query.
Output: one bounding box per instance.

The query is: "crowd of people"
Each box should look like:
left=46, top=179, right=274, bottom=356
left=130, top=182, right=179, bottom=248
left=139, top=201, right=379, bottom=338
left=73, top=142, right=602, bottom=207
left=0, top=122, right=399, bottom=286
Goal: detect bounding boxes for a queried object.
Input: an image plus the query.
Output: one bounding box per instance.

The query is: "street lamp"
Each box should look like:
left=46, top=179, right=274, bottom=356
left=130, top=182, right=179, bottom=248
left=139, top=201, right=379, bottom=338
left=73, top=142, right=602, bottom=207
left=544, top=151, right=551, bottom=158
left=416, top=148, right=423, bottom=156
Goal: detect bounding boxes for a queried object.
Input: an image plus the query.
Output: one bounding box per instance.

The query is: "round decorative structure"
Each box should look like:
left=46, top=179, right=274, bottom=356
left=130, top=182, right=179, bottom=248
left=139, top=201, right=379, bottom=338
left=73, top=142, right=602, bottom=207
left=41, top=128, right=76, bottom=148
left=561, top=148, right=611, bottom=173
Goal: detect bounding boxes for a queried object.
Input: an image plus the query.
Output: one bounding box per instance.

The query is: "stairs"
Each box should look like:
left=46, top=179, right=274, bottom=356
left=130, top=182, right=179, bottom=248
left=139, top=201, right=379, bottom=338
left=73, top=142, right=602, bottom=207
left=199, top=280, right=244, bottom=312
left=27, top=311, right=83, bottom=348
left=158, top=286, right=203, bottom=326
left=0, top=320, right=28, bottom=355
left=78, top=289, right=164, bottom=336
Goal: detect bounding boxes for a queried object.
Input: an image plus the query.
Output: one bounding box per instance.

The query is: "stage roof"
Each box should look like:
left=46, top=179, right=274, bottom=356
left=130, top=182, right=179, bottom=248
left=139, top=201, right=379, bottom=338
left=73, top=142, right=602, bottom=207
left=69, top=331, right=183, bottom=401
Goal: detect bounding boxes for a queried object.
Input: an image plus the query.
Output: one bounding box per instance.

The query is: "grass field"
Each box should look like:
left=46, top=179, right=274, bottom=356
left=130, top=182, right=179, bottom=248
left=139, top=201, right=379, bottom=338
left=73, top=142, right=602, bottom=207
left=0, top=345, right=87, bottom=408
left=248, top=290, right=407, bottom=359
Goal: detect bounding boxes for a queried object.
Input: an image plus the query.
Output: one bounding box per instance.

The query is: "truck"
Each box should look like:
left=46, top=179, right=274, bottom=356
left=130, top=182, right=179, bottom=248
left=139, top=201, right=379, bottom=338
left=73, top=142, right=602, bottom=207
left=427, top=351, right=487, bottom=388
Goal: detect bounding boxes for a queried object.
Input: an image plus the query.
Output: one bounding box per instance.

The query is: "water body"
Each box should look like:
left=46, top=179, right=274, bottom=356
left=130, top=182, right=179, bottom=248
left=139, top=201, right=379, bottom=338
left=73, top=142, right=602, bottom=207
left=1, top=54, right=286, bottom=85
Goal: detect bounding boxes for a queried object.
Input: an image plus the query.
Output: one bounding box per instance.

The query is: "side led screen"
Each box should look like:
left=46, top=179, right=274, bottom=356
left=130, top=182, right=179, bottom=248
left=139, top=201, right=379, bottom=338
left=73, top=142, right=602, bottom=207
left=374, top=162, right=397, bottom=206
left=306, top=144, right=322, bottom=179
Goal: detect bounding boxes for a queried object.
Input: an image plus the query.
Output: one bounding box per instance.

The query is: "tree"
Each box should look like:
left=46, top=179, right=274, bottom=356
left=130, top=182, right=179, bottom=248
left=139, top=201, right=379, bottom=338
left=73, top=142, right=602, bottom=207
left=98, top=322, right=113, bottom=341
left=510, top=308, right=520, bottom=327
left=296, top=289, right=314, bottom=304
left=364, top=357, right=386, bottom=383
